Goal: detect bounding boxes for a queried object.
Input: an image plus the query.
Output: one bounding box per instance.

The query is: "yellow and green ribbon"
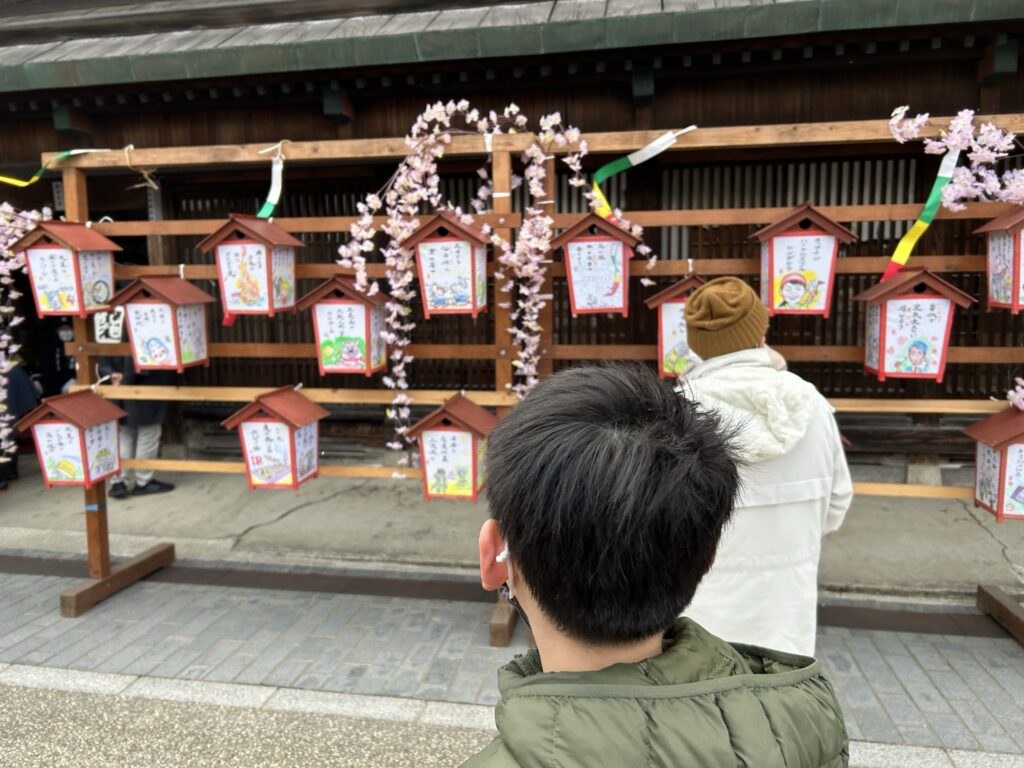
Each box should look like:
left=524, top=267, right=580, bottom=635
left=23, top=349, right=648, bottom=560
left=881, top=149, right=960, bottom=281
left=0, top=149, right=109, bottom=188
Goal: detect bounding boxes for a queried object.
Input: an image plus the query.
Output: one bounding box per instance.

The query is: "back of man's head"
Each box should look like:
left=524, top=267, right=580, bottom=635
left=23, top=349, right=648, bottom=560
left=485, top=364, right=739, bottom=645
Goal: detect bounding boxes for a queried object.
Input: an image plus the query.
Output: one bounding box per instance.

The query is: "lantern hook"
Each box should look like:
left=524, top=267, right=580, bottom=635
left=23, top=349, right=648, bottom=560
left=91, top=374, right=113, bottom=392
left=123, top=145, right=160, bottom=191
left=178, top=263, right=185, bottom=280
left=259, top=139, right=290, bottom=161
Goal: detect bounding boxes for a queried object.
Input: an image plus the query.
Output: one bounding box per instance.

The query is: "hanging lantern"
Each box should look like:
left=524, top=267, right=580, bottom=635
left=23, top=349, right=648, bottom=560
left=854, top=268, right=975, bottom=383
left=964, top=407, right=1024, bottom=522
left=10, top=221, right=120, bottom=318
left=749, top=202, right=856, bottom=318
left=974, top=207, right=1024, bottom=313
left=400, top=211, right=488, bottom=319
left=296, top=275, right=391, bottom=376
left=643, top=275, right=706, bottom=378
left=108, top=277, right=216, bottom=373
left=17, top=391, right=126, bottom=489
left=548, top=213, right=640, bottom=317
left=222, top=386, right=329, bottom=490
left=407, top=393, right=497, bottom=502
left=197, top=213, right=304, bottom=320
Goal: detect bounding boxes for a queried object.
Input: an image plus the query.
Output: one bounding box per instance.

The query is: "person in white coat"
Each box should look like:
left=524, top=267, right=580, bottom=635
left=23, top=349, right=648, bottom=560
left=679, top=276, right=852, bottom=656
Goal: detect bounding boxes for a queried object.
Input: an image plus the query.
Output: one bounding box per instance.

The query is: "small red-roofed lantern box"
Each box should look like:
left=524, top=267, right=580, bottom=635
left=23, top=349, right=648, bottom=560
left=644, top=275, right=706, bottom=378
left=401, top=211, right=489, bottom=319
left=964, top=407, right=1024, bottom=522
left=407, top=393, right=497, bottom=502
left=749, top=202, right=856, bottom=318
left=853, top=268, right=975, bottom=384
left=974, top=208, right=1024, bottom=313
left=197, top=213, right=304, bottom=320
left=296, top=275, right=391, bottom=376
left=108, top=277, right=216, bottom=373
left=10, top=221, right=121, bottom=318
left=548, top=213, right=640, bottom=318
left=17, top=391, right=126, bottom=489
left=223, top=386, right=329, bottom=490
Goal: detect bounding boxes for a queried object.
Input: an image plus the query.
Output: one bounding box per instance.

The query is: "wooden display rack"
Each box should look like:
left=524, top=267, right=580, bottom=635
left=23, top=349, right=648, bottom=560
left=46, top=113, right=1024, bottom=642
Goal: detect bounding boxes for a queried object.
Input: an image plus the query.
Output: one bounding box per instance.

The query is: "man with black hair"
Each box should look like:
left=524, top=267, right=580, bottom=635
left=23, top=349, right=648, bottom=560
left=466, top=364, right=848, bottom=767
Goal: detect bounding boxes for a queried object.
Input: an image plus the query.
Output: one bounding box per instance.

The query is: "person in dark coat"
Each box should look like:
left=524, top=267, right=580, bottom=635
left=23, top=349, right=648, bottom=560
left=98, top=356, right=176, bottom=498
left=1, top=357, right=40, bottom=491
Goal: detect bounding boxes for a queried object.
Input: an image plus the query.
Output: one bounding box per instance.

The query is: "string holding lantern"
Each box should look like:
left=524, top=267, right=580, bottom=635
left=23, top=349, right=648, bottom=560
left=17, top=390, right=125, bottom=489
left=400, top=211, right=489, bottom=319
left=973, top=207, right=1024, bottom=314
left=643, top=275, right=706, bottom=378
left=853, top=268, right=975, bottom=383
left=964, top=407, right=1024, bottom=522
left=222, top=386, right=329, bottom=490
left=296, top=275, right=391, bottom=377
left=407, top=393, right=497, bottom=502
left=108, top=277, right=216, bottom=373
left=197, top=213, right=304, bottom=323
left=10, top=221, right=120, bottom=318
left=749, top=202, right=856, bottom=318
left=548, top=213, right=640, bottom=317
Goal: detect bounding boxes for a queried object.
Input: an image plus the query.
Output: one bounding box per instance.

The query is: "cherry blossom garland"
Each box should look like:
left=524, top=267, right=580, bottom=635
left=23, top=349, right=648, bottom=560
left=889, top=107, right=1024, bottom=211
left=1008, top=377, right=1024, bottom=412
left=0, top=203, right=49, bottom=463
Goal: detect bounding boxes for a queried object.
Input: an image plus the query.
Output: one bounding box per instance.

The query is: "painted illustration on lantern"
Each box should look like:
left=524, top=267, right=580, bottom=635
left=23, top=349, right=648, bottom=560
left=775, top=272, right=822, bottom=310
left=566, top=239, right=624, bottom=312
left=369, top=306, right=385, bottom=369
left=1004, top=444, right=1024, bottom=517
left=28, top=248, right=80, bottom=313
left=419, top=240, right=474, bottom=312
left=882, top=298, right=951, bottom=377
left=127, top=303, right=179, bottom=368
left=770, top=234, right=833, bottom=312
left=659, top=302, right=691, bottom=376
left=218, top=243, right=270, bottom=312
left=864, top=303, right=880, bottom=370
left=976, top=441, right=1001, bottom=512
left=422, top=429, right=474, bottom=498
left=78, top=251, right=114, bottom=309
left=314, top=303, right=367, bottom=372
left=240, top=421, right=293, bottom=486
left=988, top=231, right=1015, bottom=306
left=271, top=246, right=296, bottom=308
left=35, top=423, right=85, bottom=482
left=474, top=245, right=487, bottom=310
left=84, top=420, right=119, bottom=480
left=294, top=422, right=318, bottom=482
left=175, top=304, right=207, bottom=364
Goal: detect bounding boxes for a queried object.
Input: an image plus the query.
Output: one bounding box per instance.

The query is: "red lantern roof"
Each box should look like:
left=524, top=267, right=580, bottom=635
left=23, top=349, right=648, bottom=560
left=222, top=386, right=329, bottom=430
left=109, top=277, right=217, bottom=307
left=197, top=213, right=305, bottom=253
left=400, top=211, right=489, bottom=249
left=17, top=390, right=126, bottom=433
left=973, top=206, right=1024, bottom=234
left=748, top=202, right=857, bottom=244
left=644, top=275, right=707, bottom=309
left=964, top=407, right=1024, bottom=450
left=296, top=275, right=391, bottom=311
left=10, top=221, right=122, bottom=253
left=853, top=268, right=975, bottom=308
left=548, top=212, right=641, bottom=254
left=407, top=393, right=498, bottom=439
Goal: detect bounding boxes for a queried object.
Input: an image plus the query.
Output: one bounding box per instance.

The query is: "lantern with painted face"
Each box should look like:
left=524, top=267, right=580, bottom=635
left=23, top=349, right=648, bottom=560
left=11, top=221, right=120, bottom=318
left=549, top=213, right=640, bottom=317
left=974, top=207, right=1024, bottom=313
left=643, top=275, right=706, bottom=378
left=401, top=212, right=488, bottom=319
left=964, top=407, right=1024, bottom=522
left=297, top=275, right=391, bottom=377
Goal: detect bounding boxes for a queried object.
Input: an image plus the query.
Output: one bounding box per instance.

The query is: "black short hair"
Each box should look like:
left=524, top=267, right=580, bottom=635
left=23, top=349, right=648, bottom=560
left=486, top=364, right=739, bottom=644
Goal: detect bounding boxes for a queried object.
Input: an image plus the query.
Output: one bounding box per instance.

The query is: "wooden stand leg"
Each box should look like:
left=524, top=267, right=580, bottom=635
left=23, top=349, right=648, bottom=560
left=977, top=584, right=1024, bottom=648
left=489, top=594, right=518, bottom=647
left=84, top=484, right=111, bottom=579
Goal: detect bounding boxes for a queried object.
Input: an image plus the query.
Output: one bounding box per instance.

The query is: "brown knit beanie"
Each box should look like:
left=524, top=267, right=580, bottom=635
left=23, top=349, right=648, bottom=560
left=684, top=277, right=769, bottom=359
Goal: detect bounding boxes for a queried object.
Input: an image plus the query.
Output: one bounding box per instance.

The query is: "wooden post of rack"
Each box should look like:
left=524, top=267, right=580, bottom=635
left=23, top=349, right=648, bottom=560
left=56, top=166, right=176, bottom=618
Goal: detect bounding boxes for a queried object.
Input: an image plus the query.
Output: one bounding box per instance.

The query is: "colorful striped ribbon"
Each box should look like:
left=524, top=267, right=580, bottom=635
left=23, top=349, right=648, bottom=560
left=881, top=149, right=961, bottom=281
left=256, top=156, right=284, bottom=219
left=0, top=149, right=109, bottom=188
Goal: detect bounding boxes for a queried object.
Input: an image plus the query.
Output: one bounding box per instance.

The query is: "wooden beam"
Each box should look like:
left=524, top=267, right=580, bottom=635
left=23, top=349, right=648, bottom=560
left=68, top=342, right=498, bottom=361
left=59, top=543, right=175, bottom=618
left=42, top=114, right=1024, bottom=169
left=548, top=345, right=1024, bottom=365
left=852, top=483, right=973, bottom=500
left=977, top=585, right=1024, bottom=647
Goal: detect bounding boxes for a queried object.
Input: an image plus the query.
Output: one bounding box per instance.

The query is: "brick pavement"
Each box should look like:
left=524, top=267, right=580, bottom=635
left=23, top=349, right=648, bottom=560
left=2, top=572, right=1024, bottom=754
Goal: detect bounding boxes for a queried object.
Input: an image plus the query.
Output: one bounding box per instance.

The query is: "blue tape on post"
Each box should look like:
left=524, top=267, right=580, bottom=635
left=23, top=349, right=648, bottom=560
left=85, top=504, right=105, bottom=512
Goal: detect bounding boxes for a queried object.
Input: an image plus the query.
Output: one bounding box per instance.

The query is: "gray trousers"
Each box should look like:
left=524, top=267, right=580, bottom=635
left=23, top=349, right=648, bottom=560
left=114, top=423, right=162, bottom=487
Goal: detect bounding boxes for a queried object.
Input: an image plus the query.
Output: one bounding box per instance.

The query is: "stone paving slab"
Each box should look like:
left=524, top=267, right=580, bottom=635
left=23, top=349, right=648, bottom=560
left=1, top=572, right=1023, bottom=754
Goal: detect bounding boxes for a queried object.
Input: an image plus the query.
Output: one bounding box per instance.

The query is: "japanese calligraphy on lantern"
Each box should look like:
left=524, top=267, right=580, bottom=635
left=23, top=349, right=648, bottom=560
left=566, top=239, right=625, bottom=312
left=770, top=235, right=835, bottom=312
left=988, top=230, right=1016, bottom=306
left=1003, top=443, right=1024, bottom=518
left=126, top=302, right=178, bottom=369
left=976, top=442, right=1001, bottom=512
left=94, top=306, right=126, bottom=344
left=217, top=243, right=270, bottom=312
left=474, top=245, right=487, bottom=311
left=882, top=298, right=952, bottom=377
left=84, top=419, right=119, bottom=482
left=240, top=420, right=293, bottom=487
left=659, top=302, right=691, bottom=377
left=315, top=302, right=367, bottom=372
left=294, top=421, right=318, bottom=482
left=78, top=251, right=114, bottom=309
left=27, top=247, right=79, bottom=313
left=422, top=429, right=474, bottom=498
left=176, top=304, right=207, bottom=364
left=419, top=240, right=474, bottom=312
left=35, top=422, right=84, bottom=483
left=369, top=305, right=386, bottom=370
left=759, top=242, right=770, bottom=306
left=864, top=303, right=881, bottom=371
left=271, top=246, right=296, bottom=309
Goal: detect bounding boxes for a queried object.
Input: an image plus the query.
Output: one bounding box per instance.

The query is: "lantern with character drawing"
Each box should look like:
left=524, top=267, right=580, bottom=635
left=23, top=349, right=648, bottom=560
left=974, top=207, right=1024, bottom=314
left=644, top=275, right=705, bottom=378
left=964, top=407, right=1024, bottom=522
left=297, top=275, right=390, bottom=377
left=401, top=212, right=488, bottom=319
left=549, top=213, right=639, bottom=317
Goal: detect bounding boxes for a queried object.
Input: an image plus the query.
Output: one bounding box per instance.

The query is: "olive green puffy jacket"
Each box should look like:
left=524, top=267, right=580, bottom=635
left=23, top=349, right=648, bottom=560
left=462, top=619, right=848, bottom=767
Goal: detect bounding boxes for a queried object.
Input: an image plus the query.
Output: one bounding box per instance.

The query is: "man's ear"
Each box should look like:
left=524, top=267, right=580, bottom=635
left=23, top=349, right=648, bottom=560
left=478, top=518, right=508, bottom=591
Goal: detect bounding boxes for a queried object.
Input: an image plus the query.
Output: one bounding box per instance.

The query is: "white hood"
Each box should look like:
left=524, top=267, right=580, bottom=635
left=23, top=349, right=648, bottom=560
left=679, top=348, right=821, bottom=463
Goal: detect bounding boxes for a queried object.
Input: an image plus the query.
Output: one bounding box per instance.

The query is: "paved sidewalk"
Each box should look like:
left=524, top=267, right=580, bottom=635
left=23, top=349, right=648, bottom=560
left=2, top=572, right=1024, bottom=756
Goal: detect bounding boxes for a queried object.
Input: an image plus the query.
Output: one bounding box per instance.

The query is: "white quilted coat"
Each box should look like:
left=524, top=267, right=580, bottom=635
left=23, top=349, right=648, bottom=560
left=679, top=347, right=852, bottom=656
